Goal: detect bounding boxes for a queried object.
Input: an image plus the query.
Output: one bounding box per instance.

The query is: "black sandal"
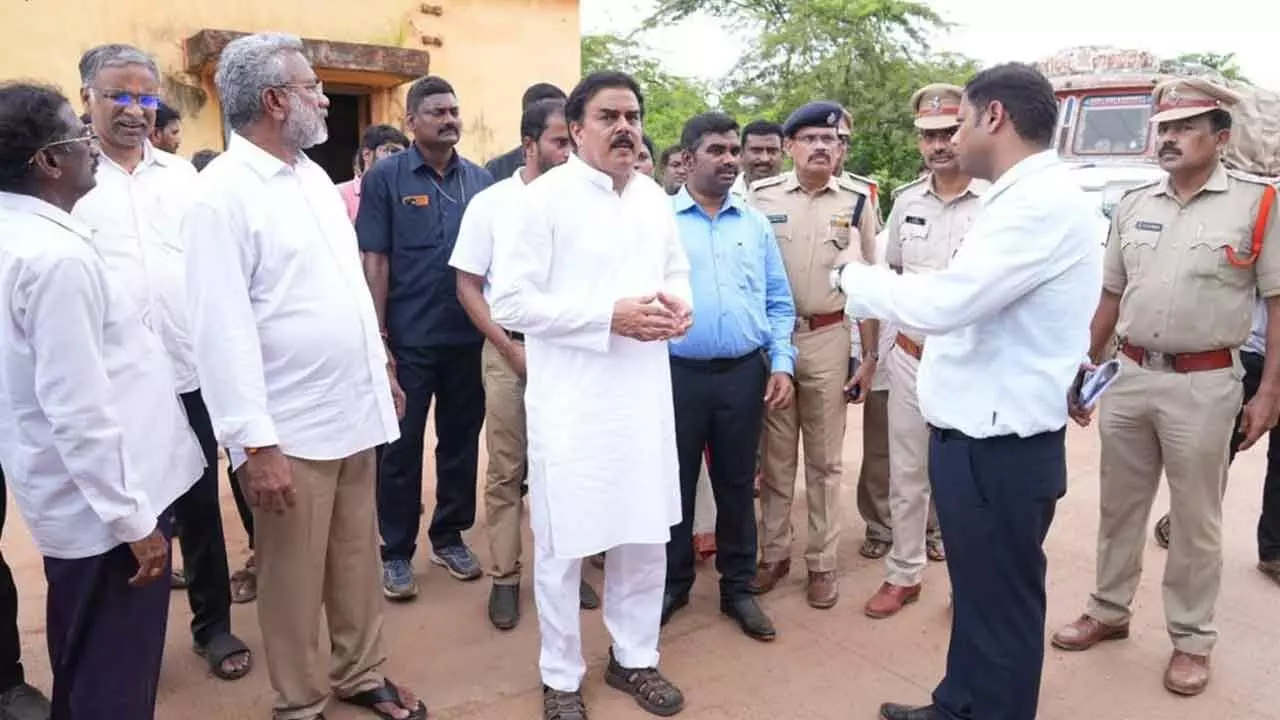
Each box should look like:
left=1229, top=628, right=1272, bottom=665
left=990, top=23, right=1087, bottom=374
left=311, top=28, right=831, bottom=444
left=193, top=632, right=252, bottom=681
left=1154, top=514, right=1171, bottom=549
left=604, top=649, right=684, bottom=716
left=340, top=679, right=427, bottom=720
left=543, top=686, right=588, bottom=720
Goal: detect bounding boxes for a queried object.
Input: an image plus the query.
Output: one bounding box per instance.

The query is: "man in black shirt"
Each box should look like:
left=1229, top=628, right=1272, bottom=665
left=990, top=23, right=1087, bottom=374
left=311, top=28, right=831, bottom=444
left=483, top=82, right=566, bottom=181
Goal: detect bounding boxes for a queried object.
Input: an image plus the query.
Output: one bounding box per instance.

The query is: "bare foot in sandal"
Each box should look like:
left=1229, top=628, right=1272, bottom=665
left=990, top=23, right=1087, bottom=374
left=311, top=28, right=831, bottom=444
left=230, top=554, right=256, bottom=604
left=341, top=678, right=426, bottom=720
left=194, top=632, right=253, bottom=681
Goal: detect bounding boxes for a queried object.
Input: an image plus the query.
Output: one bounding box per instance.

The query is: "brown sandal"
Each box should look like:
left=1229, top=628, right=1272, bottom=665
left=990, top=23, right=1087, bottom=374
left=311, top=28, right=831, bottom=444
left=604, top=649, right=684, bottom=716
left=543, top=686, right=588, bottom=720
left=927, top=539, right=946, bottom=562
left=230, top=554, right=257, bottom=604
left=859, top=538, right=891, bottom=560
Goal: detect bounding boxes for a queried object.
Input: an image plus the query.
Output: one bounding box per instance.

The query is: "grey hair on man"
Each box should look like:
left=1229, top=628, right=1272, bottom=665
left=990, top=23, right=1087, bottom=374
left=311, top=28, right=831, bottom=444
left=78, top=43, right=160, bottom=87
left=215, top=32, right=306, bottom=131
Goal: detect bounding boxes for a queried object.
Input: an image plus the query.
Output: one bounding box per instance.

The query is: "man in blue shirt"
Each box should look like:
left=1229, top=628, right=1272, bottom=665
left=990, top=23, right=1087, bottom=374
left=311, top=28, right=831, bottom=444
left=357, top=75, right=494, bottom=599
left=661, top=112, right=797, bottom=641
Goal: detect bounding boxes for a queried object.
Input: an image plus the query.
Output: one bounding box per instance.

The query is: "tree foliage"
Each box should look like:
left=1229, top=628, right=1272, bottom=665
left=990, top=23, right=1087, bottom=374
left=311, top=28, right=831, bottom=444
left=1168, top=52, right=1249, bottom=83
left=580, top=33, right=712, bottom=153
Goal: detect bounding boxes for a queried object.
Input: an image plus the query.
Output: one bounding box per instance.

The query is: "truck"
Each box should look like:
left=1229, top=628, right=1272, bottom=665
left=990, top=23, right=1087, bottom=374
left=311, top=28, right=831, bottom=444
left=1032, top=46, right=1279, bottom=218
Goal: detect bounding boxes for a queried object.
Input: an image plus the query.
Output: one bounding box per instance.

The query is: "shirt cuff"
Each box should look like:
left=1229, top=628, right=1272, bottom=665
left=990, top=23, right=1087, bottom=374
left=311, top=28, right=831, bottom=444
left=225, top=414, right=280, bottom=450
left=769, top=350, right=796, bottom=376
left=109, top=504, right=158, bottom=545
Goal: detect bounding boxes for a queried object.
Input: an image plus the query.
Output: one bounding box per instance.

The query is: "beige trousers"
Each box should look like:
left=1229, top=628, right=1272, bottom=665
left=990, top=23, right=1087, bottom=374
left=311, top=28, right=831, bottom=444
left=760, top=322, right=850, bottom=571
left=856, top=389, right=893, bottom=543
left=1085, top=355, right=1242, bottom=655
left=255, top=449, right=387, bottom=719
left=884, top=347, right=940, bottom=586
left=481, top=340, right=527, bottom=584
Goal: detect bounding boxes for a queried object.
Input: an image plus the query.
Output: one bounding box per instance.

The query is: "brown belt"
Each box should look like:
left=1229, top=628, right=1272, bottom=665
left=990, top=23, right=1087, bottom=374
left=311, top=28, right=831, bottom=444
left=895, top=333, right=923, bottom=360
left=1119, top=342, right=1232, bottom=373
left=800, top=311, right=845, bottom=332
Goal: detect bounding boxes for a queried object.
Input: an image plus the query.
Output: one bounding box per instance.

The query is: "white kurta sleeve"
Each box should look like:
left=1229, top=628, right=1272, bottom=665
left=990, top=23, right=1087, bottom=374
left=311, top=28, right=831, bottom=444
left=840, top=199, right=1060, bottom=335
left=25, top=257, right=156, bottom=543
left=183, top=197, right=280, bottom=449
left=489, top=191, right=614, bottom=353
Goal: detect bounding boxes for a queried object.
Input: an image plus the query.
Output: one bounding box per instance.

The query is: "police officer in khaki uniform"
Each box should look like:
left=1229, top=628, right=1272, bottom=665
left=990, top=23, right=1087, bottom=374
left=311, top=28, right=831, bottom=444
left=748, top=101, right=879, bottom=609
left=1052, top=77, right=1280, bottom=696
left=863, top=83, right=989, bottom=620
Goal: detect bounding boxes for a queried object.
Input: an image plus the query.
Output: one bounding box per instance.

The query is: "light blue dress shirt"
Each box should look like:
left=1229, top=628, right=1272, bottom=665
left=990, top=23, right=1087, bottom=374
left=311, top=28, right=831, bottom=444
left=669, top=187, right=797, bottom=375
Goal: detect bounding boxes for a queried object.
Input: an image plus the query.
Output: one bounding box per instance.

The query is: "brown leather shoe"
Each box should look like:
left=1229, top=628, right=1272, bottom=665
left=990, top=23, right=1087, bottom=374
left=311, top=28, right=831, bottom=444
left=806, top=570, right=838, bottom=609
left=1164, top=650, right=1210, bottom=696
left=750, top=558, right=790, bottom=595
left=1051, top=614, right=1130, bottom=651
left=864, top=582, right=921, bottom=619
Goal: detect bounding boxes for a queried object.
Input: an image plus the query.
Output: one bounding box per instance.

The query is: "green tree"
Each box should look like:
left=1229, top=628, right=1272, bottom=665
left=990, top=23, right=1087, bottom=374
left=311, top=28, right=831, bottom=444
left=1168, top=52, right=1248, bottom=82
left=580, top=33, right=713, bottom=153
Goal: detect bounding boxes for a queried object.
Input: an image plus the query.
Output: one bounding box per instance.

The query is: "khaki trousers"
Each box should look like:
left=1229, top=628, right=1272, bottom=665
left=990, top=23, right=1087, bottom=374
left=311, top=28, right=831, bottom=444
left=481, top=340, right=527, bottom=584
left=760, top=322, right=850, bottom=571
left=856, top=389, right=893, bottom=543
left=1086, top=355, right=1242, bottom=655
left=255, top=449, right=386, bottom=720
left=884, top=347, right=940, bottom=586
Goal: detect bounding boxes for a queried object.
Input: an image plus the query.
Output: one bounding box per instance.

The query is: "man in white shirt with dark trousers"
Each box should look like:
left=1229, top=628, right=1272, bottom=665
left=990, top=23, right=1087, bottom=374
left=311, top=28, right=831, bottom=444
left=833, top=63, right=1103, bottom=720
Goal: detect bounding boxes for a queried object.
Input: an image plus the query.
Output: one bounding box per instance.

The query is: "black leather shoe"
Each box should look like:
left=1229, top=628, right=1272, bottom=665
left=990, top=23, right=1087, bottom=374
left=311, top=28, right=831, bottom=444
left=579, top=580, right=600, bottom=610
left=660, top=593, right=689, bottom=626
left=878, top=702, right=938, bottom=720
left=488, top=583, right=520, bottom=630
left=720, top=596, right=776, bottom=642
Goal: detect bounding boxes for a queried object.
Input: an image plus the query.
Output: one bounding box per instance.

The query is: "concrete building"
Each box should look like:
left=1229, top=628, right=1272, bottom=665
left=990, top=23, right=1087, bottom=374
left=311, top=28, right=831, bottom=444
left=0, top=0, right=580, bottom=180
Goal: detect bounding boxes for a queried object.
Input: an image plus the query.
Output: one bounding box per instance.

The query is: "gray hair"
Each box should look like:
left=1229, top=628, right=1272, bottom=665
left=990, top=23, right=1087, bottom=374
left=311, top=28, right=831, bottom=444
left=215, top=33, right=306, bottom=131
left=79, top=44, right=161, bottom=87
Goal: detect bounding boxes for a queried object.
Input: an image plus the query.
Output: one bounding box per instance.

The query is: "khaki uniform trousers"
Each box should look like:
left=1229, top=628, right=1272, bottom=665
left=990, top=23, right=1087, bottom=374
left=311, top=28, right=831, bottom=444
left=884, top=347, right=940, bottom=586
left=1086, top=355, right=1242, bottom=655
left=856, top=389, right=893, bottom=543
left=481, top=339, right=527, bottom=584
left=254, top=449, right=387, bottom=720
left=760, top=322, right=850, bottom=572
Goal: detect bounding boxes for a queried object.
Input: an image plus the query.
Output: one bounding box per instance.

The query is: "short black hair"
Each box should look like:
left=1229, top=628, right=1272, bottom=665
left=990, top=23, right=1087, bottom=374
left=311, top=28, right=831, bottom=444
left=564, top=70, right=644, bottom=124
left=154, top=101, right=181, bottom=130
left=681, top=111, right=740, bottom=152
left=741, top=119, right=783, bottom=144
left=0, top=82, right=73, bottom=192
left=1208, top=108, right=1233, bottom=133
left=642, top=134, right=655, bottom=159
left=520, top=98, right=566, bottom=143
left=522, top=82, right=566, bottom=108
left=406, top=75, right=455, bottom=115
left=360, top=123, right=409, bottom=152
left=963, top=63, right=1058, bottom=148
left=191, top=149, right=220, bottom=172
left=659, top=145, right=683, bottom=167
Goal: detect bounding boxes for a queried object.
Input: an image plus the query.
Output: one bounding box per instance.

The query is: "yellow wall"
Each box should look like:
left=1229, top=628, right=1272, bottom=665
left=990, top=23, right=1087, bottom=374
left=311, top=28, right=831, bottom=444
left=0, top=0, right=581, bottom=162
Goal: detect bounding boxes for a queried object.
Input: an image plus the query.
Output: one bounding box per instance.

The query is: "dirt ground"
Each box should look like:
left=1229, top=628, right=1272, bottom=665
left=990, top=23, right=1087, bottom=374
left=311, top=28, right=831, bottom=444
left=3, top=409, right=1279, bottom=720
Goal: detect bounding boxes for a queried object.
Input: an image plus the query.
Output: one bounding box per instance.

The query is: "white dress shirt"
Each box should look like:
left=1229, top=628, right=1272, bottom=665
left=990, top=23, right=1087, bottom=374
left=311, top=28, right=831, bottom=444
left=183, top=134, right=399, bottom=462
left=0, top=192, right=204, bottom=559
left=838, top=150, right=1104, bottom=438
left=448, top=167, right=525, bottom=301
left=72, top=144, right=200, bottom=393
left=1245, top=296, right=1267, bottom=356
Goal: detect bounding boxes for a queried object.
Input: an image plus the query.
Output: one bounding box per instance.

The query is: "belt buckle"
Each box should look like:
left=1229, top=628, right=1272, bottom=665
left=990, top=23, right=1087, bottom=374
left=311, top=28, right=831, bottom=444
left=1144, top=350, right=1175, bottom=371
left=795, top=317, right=809, bottom=332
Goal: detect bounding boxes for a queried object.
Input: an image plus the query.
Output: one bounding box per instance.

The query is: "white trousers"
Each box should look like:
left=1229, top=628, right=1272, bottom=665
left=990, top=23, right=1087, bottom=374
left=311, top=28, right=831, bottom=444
left=885, top=346, right=932, bottom=587
left=535, top=539, right=665, bottom=692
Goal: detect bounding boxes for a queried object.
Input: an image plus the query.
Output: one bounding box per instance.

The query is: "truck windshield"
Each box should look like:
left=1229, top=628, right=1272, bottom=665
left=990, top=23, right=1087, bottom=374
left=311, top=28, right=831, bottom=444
left=1073, top=94, right=1152, bottom=155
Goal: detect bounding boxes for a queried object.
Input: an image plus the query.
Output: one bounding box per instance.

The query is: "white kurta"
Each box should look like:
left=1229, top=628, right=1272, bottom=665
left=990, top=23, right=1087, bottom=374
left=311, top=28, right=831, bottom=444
left=489, top=154, right=692, bottom=559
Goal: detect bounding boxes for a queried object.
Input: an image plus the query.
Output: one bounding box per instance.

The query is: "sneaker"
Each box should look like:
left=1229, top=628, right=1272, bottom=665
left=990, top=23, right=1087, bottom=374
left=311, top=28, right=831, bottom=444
left=382, top=558, right=418, bottom=601
left=430, top=543, right=483, bottom=581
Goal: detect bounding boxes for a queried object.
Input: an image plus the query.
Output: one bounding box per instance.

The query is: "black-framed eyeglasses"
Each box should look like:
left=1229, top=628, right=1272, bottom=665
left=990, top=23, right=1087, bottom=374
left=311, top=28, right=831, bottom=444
left=26, top=128, right=99, bottom=165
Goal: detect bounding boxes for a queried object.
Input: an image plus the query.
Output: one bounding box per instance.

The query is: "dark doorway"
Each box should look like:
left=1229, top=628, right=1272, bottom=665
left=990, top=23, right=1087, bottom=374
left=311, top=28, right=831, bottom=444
left=310, top=92, right=366, bottom=183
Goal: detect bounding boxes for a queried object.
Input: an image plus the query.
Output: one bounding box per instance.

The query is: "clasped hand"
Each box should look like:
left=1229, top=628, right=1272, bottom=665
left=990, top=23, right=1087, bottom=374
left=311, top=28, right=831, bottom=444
left=612, top=293, right=692, bottom=342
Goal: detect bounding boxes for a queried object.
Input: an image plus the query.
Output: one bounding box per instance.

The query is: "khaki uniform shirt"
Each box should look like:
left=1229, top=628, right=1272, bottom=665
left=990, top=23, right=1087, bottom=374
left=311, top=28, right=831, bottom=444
left=748, top=171, right=878, bottom=319
left=1104, top=163, right=1280, bottom=353
left=884, top=175, right=989, bottom=343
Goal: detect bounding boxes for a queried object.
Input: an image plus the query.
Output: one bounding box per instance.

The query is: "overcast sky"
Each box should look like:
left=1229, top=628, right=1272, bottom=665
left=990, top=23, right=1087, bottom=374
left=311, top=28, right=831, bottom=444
left=580, top=0, right=1280, bottom=91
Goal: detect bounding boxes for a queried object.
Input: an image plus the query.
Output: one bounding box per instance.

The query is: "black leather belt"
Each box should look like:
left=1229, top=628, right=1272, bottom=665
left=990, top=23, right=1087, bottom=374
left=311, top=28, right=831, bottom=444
left=670, top=349, right=762, bottom=373
left=505, top=329, right=524, bottom=342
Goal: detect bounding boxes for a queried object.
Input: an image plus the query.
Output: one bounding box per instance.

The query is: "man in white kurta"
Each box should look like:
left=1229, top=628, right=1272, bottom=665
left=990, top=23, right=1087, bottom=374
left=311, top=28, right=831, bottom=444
left=489, top=76, right=691, bottom=720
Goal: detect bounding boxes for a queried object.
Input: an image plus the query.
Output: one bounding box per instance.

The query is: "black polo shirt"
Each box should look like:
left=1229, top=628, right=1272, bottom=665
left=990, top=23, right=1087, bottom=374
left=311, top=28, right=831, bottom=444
left=484, top=146, right=523, bottom=183
left=356, top=145, right=493, bottom=348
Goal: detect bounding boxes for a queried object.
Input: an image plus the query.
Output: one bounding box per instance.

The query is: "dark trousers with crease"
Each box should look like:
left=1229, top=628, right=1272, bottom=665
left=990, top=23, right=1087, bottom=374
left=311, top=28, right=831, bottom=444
left=0, top=465, right=26, bottom=694
left=666, top=351, right=767, bottom=601
left=1226, top=351, right=1280, bottom=562
left=379, top=343, right=484, bottom=560
left=174, top=390, right=233, bottom=646
left=930, top=426, right=1066, bottom=720
left=45, top=516, right=172, bottom=720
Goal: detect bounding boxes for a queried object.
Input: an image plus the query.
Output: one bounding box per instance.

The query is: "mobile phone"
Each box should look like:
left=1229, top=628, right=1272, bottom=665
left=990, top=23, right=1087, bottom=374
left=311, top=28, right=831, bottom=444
left=845, top=357, right=862, bottom=401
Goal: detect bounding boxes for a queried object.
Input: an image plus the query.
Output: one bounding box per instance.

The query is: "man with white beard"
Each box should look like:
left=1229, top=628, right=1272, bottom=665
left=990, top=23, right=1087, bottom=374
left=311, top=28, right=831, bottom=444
left=490, top=70, right=691, bottom=720
left=183, top=33, right=423, bottom=720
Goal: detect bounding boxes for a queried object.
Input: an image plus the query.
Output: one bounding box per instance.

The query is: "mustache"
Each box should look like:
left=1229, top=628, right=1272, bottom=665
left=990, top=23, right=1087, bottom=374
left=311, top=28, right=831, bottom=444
left=930, top=151, right=954, bottom=160
left=610, top=134, right=635, bottom=150
left=1158, top=144, right=1181, bottom=155
left=438, top=124, right=459, bottom=135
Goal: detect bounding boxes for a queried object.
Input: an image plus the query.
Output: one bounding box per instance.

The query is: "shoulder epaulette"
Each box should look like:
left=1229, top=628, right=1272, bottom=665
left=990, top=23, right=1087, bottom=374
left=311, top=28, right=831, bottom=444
left=1120, top=180, right=1159, bottom=198
left=749, top=174, right=787, bottom=192
left=891, top=176, right=927, bottom=199
left=844, top=171, right=880, bottom=189
left=1225, top=168, right=1275, bottom=186
left=836, top=174, right=871, bottom=196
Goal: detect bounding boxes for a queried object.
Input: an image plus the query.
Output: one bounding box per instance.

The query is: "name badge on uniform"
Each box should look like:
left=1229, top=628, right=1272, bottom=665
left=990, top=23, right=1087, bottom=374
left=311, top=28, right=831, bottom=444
left=904, top=215, right=927, bottom=226
left=829, top=210, right=853, bottom=249
left=402, top=194, right=430, bottom=207
left=767, top=213, right=788, bottom=224
left=1134, top=220, right=1162, bottom=232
